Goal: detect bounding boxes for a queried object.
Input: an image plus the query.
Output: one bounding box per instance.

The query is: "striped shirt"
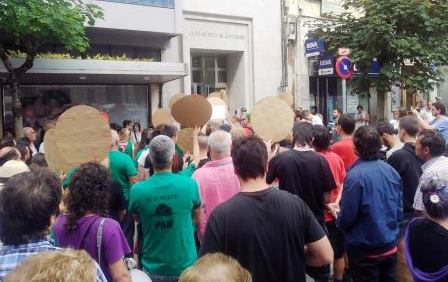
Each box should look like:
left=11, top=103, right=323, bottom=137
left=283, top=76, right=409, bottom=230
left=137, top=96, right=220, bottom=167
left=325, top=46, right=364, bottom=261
left=413, top=156, right=448, bottom=211
left=0, top=239, right=107, bottom=281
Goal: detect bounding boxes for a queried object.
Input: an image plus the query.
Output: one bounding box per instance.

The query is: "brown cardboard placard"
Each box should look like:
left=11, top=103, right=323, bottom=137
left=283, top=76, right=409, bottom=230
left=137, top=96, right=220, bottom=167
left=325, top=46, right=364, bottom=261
left=176, top=128, right=194, bottom=153
left=44, top=129, right=70, bottom=173
left=171, top=95, right=212, bottom=127
left=152, top=108, right=175, bottom=127
left=168, top=93, right=185, bottom=110
left=45, top=105, right=111, bottom=173
left=278, top=92, right=294, bottom=108
left=251, top=96, right=294, bottom=142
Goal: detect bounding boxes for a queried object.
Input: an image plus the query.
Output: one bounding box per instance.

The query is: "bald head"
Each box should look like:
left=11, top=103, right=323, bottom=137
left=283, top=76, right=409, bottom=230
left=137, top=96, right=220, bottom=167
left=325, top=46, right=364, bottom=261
left=208, top=130, right=232, bottom=160
left=23, top=127, right=36, bottom=142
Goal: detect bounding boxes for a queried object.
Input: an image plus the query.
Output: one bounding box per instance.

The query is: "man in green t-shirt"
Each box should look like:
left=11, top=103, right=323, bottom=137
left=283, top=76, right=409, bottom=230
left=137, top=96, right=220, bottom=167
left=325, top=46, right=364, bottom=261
left=109, top=130, right=138, bottom=250
left=129, top=135, right=201, bottom=280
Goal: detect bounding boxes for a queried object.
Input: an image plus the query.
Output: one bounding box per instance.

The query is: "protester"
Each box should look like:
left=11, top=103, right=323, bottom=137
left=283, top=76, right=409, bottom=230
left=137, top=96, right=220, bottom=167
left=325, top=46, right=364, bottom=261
left=131, top=122, right=142, bottom=145
left=387, top=116, right=422, bottom=224
left=16, top=137, right=32, bottom=164
left=30, top=153, right=48, bottom=167
left=0, top=158, right=29, bottom=189
left=312, top=125, right=347, bottom=282
left=413, top=130, right=448, bottom=214
left=196, top=134, right=210, bottom=168
left=413, top=102, right=448, bottom=142
left=330, top=108, right=343, bottom=142
left=386, top=116, right=423, bottom=282
left=417, top=100, right=434, bottom=124
left=0, top=146, right=21, bottom=166
left=405, top=175, right=448, bottom=282
left=337, top=126, right=402, bottom=282
left=240, top=113, right=254, bottom=136
left=119, top=128, right=134, bottom=158
left=38, top=119, right=56, bottom=154
left=304, top=110, right=324, bottom=125
left=0, top=168, right=106, bottom=281
left=200, top=136, right=333, bottom=282
left=354, top=105, right=370, bottom=128
left=109, top=129, right=138, bottom=249
left=123, top=120, right=133, bottom=131
left=0, top=135, right=16, bottom=149
left=53, top=162, right=131, bottom=282
left=266, top=122, right=335, bottom=282
left=137, top=124, right=178, bottom=179
left=376, top=122, right=403, bottom=159
left=23, top=127, right=38, bottom=156
left=4, top=249, right=97, bottom=282
left=192, top=130, right=240, bottom=242
left=331, top=114, right=357, bottom=171
left=179, top=253, right=252, bottom=282
left=128, top=135, right=201, bottom=282
left=390, top=108, right=407, bottom=130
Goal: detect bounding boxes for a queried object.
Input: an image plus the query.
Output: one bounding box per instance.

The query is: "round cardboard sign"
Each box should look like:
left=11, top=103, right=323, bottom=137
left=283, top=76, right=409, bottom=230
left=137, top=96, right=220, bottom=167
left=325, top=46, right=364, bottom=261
left=45, top=105, right=111, bottom=173
left=171, top=95, right=212, bottom=127
left=168, top=93, right=185, bottom=110
left=207, top=97, right=227, bottom=120
left=176, top=128, right=194, bottom=153
left=278, top=92, right=294, bottom=107
left=251, top=96, right=294, bottom=142
left=152, top=108, right=175, bottom=127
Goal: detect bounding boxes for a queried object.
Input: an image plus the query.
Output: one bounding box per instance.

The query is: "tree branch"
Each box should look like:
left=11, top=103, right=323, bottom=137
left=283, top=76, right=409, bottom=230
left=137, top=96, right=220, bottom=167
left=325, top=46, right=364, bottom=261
left=0, top=45, right=15, bottom=75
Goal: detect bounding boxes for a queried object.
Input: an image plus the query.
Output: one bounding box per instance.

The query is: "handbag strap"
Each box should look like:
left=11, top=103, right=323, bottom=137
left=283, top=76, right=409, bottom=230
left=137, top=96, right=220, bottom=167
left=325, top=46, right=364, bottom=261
left=96, top=218, right=106, bottom=265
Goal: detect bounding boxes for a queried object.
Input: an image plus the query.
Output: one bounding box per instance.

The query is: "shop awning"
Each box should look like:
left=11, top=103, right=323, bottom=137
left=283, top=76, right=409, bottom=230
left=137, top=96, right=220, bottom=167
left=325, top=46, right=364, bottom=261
left=0, top=58, right=188, bottom=84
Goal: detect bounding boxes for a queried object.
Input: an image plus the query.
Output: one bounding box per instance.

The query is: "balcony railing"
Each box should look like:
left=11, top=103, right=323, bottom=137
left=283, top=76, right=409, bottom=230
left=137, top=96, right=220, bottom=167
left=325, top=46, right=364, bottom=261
left=97, top=0, right=174, bottom=9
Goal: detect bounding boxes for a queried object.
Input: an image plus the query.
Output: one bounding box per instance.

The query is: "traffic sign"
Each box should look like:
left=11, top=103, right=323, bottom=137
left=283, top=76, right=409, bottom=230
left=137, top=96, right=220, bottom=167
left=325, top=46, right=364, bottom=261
left=335, top=56, right=353, bottom=79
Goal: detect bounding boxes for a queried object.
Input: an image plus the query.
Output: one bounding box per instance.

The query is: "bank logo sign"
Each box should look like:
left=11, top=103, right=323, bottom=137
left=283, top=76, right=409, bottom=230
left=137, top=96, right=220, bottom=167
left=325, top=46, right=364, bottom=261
left=319, top=55, right=334, bottom=76
left=305, top=39, right=325, bottom=57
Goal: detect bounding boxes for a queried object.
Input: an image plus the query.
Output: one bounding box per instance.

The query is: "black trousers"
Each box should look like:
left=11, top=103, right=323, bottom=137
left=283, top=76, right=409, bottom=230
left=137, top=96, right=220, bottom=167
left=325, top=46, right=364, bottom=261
left=347, top=248, right=397, bottom=282
left=307, top=220, right=331, bottom=282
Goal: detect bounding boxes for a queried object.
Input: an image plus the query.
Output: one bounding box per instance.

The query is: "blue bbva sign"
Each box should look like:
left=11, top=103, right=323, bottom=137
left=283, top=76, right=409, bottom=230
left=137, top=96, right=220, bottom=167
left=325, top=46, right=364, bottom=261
left=318, top=55, right=334, bottom=76
left=305, top=39, right=325, bottom=57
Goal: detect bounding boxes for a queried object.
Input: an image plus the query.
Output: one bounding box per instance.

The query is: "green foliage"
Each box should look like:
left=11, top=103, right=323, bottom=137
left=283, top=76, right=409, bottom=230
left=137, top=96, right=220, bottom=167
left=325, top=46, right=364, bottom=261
left=309, top=0, right=448, bottom=93
left=0, top=0, right=103, bottom=55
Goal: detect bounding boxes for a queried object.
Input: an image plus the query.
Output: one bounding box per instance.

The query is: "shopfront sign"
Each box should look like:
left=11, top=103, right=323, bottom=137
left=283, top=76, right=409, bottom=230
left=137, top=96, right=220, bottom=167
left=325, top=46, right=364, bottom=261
left=335, top=56, right=353, bottom=79
left=318, top=55, right=334, bottom=76
left=305, top=39, right=325, bottom=57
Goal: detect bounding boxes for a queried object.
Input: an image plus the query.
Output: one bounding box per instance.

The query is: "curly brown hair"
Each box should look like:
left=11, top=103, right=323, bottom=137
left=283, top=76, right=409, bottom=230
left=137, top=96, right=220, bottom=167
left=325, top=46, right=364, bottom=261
left=65, top=162, right=110, bottom=231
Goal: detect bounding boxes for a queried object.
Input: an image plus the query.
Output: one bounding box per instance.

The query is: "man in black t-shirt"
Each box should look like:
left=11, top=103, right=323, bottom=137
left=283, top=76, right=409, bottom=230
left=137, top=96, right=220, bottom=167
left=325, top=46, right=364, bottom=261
left=267, top=122, right=336, bottom=224
left=199, top=136, right=333, bottom=282
left=266, top=122, right=335, bottom=281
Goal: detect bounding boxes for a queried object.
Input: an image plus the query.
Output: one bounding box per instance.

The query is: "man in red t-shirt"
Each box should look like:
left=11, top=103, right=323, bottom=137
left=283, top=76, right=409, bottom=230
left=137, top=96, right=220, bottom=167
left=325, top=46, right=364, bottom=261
left=313, top=125, right=347, bottom=282
left=331, top=114, right=357, bottom=171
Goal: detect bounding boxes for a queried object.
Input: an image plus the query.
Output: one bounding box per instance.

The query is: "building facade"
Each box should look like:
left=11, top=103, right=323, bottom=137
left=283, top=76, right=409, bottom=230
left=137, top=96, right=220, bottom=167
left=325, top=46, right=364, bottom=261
left=0, top=0, right=283, bottom=135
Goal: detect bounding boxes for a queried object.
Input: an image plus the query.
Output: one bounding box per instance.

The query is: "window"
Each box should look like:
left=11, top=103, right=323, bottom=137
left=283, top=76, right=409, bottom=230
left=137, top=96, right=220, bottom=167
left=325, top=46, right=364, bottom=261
left=191, top=55, right=227, bottom=95
left=2, top=85, right=149, bottom=135
left=97, top=0, right=174, bottom=9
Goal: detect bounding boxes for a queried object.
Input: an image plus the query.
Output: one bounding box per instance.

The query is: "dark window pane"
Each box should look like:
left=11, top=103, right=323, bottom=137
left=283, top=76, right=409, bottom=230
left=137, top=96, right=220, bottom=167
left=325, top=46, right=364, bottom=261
left=217, top=57, right=226, bottom=68
left=217, top=71, right=227, bottom=83
left=192, top=70, right=202, bottom=83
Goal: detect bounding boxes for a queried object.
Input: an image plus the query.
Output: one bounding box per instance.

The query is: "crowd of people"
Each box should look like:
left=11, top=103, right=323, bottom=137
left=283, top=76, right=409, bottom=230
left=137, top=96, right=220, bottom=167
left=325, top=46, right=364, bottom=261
left=0, top=99, right=447, bottom=282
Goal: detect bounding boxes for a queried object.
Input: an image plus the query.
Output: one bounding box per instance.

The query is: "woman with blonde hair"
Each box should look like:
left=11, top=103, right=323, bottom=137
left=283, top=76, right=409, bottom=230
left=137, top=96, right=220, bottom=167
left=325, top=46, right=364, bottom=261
left=5, top=249, right=97, bottom=282
left=179, top=253, right=252, bottom=282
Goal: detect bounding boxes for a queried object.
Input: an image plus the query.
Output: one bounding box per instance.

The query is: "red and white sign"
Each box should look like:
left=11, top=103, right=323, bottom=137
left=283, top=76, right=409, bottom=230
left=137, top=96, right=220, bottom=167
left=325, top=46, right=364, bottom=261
left=338, top=47, right=351, bottom=56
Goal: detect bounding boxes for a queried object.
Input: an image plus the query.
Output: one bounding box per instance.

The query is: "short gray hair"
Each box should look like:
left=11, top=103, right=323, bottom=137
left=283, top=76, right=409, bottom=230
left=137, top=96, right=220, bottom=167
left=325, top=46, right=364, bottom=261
left=208, top=130, right=232, bottom=155
left=150, top=135, right=175, bottom=170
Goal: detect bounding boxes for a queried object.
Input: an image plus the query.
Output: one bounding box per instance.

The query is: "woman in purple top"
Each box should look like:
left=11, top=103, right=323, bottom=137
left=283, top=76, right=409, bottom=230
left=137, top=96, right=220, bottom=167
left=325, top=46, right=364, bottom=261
left=405, top=176, right=448, bottom=282
left=53, top=162, right=132, bottom=282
